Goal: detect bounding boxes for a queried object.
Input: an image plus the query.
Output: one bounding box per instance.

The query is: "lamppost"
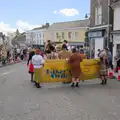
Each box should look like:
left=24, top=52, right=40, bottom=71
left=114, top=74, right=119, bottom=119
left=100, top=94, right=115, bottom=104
left=85, top=13, right=90, bottom=19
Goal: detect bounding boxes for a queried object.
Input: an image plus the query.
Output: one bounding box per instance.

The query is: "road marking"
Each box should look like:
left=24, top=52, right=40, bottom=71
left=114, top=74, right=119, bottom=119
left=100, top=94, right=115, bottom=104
left=0, top=70, right=16, bottom=76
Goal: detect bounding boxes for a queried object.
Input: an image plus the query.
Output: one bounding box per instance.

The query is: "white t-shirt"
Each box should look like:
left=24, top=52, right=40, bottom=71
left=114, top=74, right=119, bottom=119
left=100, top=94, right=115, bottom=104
left=32, top=55, right=44, bottom=68
left=17, top=48, right=20, bottom=53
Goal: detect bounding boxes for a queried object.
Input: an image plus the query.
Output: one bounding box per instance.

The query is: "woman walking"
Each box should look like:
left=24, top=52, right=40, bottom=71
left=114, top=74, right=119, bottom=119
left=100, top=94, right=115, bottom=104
left=99, top=51, right=109, bottom=85
left=68, top=48, right=82, bottom=87
left=32, top=49, right=44, bottom=88
left=27, top=49, right=35, bottom=82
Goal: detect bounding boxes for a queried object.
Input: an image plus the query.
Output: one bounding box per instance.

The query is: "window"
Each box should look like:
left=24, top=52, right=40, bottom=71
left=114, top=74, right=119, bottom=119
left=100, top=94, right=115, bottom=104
left=39, top=34, right=41, bottom=37
left=75, top=32, right=78, bottom=40
left=51, top=33, right=54, bottom=40
left=68, top=32, right=72, bottom=39
left=56, top=32, right=59, bottom=39
left=62, top=32, right=65, bottom=39
left=95, top=5, right=102, bottom=25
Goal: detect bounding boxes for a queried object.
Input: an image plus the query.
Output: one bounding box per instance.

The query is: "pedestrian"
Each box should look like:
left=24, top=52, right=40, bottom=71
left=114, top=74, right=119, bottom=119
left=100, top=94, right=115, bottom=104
left=58, top=44, right=72, bottom=59
left=32, top=49, right=44, bottom=88
left=1, top=45, right=7, bottom=65
left=105, top=48, right=113, bottom=69
left=68, top=48, right=83, bottom=87
left=115, top=50, right=120, bottom=73
left=63, top=40, right=71, bottom=51
left=16, top=47, right=21, bottom=58
left=45, top=40, right=54, bottom=58
left=79, top=45, right=84, bottom=54
left=20, top=49, right=24, bottom=60
left=58, top=44, right=72, bottom=83
left=99, top=51, right=109, bottom=85
left=46, top=46, right=57, bottom=59
left=27, top=49, right=35, bottom=82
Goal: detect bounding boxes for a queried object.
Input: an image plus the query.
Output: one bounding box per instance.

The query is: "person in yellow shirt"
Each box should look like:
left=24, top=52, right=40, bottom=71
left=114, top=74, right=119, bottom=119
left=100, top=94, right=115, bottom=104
left=58, top=44, right=72, bottom=59
left=58, top=44, right=72, bottom=83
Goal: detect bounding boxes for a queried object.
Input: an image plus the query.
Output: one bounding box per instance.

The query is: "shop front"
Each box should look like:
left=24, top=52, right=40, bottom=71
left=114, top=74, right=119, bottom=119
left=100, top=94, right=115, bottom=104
left=88, top=30, right=106, bottom=58
left=112, top=32, right=120, bottom=63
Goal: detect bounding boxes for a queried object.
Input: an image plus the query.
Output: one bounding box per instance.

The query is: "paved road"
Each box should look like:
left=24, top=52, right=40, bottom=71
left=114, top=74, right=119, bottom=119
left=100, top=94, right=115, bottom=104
left=0, top=62, right=120, bottom=120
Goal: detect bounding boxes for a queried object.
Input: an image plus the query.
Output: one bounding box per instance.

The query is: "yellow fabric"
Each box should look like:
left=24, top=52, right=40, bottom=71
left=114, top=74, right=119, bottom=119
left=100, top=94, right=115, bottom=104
left=39, top=59, right=100, bottom=83
left=34, top=68, right=43, bottom=83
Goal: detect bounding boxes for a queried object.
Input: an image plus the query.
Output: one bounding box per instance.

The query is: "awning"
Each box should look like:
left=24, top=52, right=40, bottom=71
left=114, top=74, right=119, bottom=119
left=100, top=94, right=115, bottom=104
left=111, top=30, right=120, bottom=34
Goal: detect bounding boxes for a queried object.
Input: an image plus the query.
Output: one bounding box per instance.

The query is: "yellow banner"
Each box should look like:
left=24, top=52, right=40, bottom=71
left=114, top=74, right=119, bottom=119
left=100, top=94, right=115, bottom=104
left=40, top=59, right=100, bottom=83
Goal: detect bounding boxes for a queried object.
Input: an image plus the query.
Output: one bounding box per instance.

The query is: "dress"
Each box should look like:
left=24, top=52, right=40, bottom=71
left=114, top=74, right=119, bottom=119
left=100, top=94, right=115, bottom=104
left=29, top=61, right=34, bottom=73
left=32, top=55, right=44, bottom=84
left=27, top=51, right=35, bottom=74
left=68, top=53, right=82, bottom=78
left=100, top=58, right=108, bottom=77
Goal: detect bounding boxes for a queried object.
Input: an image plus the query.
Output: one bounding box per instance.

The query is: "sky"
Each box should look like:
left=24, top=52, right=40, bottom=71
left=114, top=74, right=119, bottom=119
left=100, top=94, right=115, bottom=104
left=0, top=0, right=90, bottom=34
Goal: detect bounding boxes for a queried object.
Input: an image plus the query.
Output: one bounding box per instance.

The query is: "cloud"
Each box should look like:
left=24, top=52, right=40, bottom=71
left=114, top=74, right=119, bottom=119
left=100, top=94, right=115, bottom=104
left=0, top=21, right=16, bottom=34
left=0, top=20, right=40, bottom=34
left=16, top=20, right=40, bottom=32
left=53, top=8, right=79, bottom=17
left=53, top=10, right=58, bottom=14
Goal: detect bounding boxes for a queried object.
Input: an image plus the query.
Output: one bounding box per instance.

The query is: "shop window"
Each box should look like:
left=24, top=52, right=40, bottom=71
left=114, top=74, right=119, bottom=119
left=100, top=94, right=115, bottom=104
left=75, top=32, right=78, bottom=40
left=68, top=32, right=72, bottom=39
left=116, top=44, right=120, bottom=52
left=62, top=32, right=65, bottom=39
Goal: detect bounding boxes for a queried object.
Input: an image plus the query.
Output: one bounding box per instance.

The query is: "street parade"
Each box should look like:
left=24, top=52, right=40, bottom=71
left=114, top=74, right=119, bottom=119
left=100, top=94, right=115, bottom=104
left=26, top=40, right=115, bottom=88
left=1, top=0, right=120, bottom=119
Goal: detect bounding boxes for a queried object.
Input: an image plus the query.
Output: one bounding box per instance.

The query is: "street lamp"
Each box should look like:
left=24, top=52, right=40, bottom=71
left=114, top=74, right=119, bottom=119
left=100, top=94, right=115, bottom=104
left=85, top=13, right=90, bottom=19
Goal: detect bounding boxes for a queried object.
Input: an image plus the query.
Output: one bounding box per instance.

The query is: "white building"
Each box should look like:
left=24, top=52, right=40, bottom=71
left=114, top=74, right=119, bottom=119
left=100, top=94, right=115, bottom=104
left=26, top=23, right=49, bottom=46
left=111, top=0, right=120, bottom=62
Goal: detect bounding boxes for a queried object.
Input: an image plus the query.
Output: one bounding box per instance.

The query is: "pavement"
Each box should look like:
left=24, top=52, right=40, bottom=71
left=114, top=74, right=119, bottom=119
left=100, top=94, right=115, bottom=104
left=0, top=60, right=25, bottom=68
left=0, top=62, right=120, bottom=120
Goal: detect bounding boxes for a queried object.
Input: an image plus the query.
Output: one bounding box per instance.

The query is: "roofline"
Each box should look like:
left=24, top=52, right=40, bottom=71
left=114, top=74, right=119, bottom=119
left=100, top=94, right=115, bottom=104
left=46, top=27, right=89, bottom=31
left=52, top=19, right=89, bottom=24
left=31, top=28, right=47, bottom=31
left=89, top=24, right=112, bottom=30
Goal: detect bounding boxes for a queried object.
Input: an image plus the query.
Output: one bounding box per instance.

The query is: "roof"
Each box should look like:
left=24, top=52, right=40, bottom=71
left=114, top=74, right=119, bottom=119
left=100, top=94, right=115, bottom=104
left=47, top=19, right=90, bottom=30
left=12, top=33, right=26, bottom=45
left=32, top=23, right=50, bottom=30
left=32, top=25, right=47, bottom=30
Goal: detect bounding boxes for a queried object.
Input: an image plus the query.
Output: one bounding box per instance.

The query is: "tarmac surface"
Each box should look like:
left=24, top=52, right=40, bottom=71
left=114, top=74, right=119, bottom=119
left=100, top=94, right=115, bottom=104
left=0, top=62, right=120, bottom=120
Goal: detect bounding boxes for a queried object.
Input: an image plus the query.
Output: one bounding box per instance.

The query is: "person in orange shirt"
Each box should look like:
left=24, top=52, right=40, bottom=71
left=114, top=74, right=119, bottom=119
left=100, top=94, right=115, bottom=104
left=79, top=50, right=86, bottom=59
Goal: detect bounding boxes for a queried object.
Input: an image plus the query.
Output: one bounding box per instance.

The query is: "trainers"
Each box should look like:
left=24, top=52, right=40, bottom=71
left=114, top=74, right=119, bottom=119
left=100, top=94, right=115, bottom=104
left=71, top=83, right=75, bottom=87
left=76, top=82, right=79, bottom=87
left=100, top=80, right=104, bottom=85
left=35, top=83, right=41, bottom=88
left=104, top=79, right=107, bottom=85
